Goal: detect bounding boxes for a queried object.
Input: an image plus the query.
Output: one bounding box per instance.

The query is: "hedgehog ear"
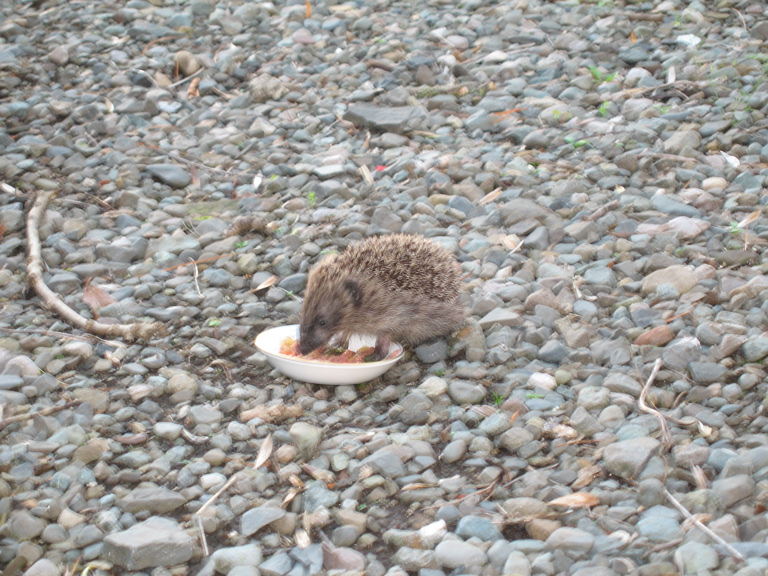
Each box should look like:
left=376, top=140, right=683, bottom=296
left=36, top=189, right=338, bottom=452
left=343, top=279, right=362, bottom=308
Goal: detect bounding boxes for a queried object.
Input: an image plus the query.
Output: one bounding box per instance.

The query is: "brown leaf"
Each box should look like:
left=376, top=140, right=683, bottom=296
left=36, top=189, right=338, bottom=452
left=188, top=76, right=200, bottom=98
left=305, top=0, right=312, bottom=18
left=571, top=465, right=602, bottom=489
left=83, top=282, right=117, bottom=315
left=253, top=275, right=277, bottom=292
left=630, top=29, right=637, bottom=43
left=737, top=209, right=762, bottom=230
left=548, top=492, right=601, bottom=509
left=282, top=488, right=301, bottom=508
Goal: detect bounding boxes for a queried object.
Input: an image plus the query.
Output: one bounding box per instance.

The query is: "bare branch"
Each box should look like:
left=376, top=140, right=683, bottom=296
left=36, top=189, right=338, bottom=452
left=26, top=190, right=166, bottom=341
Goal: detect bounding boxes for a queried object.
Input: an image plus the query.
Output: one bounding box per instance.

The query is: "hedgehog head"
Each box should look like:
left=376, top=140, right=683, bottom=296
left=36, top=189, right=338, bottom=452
left=299, top=260, right=363, bottom=355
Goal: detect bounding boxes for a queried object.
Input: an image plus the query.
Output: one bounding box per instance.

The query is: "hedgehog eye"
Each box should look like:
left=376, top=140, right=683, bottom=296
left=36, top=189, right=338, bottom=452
left=318, top=319, right=327, bottom=327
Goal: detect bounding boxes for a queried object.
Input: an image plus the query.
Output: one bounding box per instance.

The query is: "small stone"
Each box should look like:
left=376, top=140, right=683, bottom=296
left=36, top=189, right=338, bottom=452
left=174, top=50, right=201, bottom=76
left=434, top=540, right=487, bottom=568
left=455, top=516, right=503, bottom=541
left=101, top=516, right=194, bottom=570
left=289, top=422, right=323, bottom=459
left=441, top=440, right=466, bottom=464
left=674, top=541, right=719, bottom=573
left=544, top=527, right=594, bottom=557
left=241, top=505, right=286, bottom=536
left=634, top=325, right=675, bottom=346
left=116, top=485, right=186, bottom=514
left=212, top=544, right=264, bottom=574
left=48, top=45, right=69, bottom=66
left=145, top=164, right=191, bottom=189
left=603, top=437, right=661, bottom=480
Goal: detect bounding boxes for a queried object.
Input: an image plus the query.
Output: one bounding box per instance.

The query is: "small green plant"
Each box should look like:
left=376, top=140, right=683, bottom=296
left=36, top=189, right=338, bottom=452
left=207, top=318, right=222, bottom=327
left=654, top=104, right=670, bottom=114
left=598, top=101, right=611, bottom=117
left=491, top=392, right=505, bottom=406
left=588, top=65, right=617, bottom=84
left=564, top=135, right=590, bottom=149
left=434, top=369, right=445, bottom=377
left=729, top=221, right=741, bottom=234
left=234, top=241, right=248, bottom=249
left=307, top=191, right=316, bottom=208
left=526, top=393, right=544, bottom=399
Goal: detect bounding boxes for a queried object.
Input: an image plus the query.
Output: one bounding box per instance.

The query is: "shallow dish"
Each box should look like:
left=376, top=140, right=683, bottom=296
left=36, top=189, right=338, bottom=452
left=254, top=325, right=404, bottom=385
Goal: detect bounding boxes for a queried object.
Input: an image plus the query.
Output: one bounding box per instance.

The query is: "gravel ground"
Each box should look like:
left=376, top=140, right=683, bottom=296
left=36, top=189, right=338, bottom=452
left=2, top=0, right=768, bottom=574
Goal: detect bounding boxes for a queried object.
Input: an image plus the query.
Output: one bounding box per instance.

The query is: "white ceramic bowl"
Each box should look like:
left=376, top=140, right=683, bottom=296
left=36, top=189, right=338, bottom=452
left=254, top=325, right=404, bottom=385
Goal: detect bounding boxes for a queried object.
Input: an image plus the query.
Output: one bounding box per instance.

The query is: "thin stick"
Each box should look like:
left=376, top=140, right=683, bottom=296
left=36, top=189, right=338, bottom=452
left=637, top=358, right=672, bottom=446
left=585, top=199, right=620, bottom=222
left=0, top=400, right=82, bottom=432
left=191, top=259, right=202, bottom=297
left=162, top=253, right=234, bottom=272
left=26, top=190, right=166, bottom=341
left=195, top=434, right=273, bottom=522
left=664, top=489, right=745, bottom=562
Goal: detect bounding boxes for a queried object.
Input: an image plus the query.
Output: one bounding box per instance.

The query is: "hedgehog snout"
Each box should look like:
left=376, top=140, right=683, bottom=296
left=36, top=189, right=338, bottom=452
left=298, top=326, right=325, bottom=355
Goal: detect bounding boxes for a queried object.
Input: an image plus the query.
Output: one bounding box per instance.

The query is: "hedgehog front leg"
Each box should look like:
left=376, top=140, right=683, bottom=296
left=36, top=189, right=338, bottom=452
left=371, top=334, right=391, bottom=361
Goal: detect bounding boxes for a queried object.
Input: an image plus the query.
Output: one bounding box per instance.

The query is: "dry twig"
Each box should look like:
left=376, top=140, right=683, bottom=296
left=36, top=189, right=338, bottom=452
left=194, top=435, right=273, bottom=555
left=664, top=488, right=745, bottom=562
left=26, top=190, right=166, bottom=341
left=0, top=400, right=82, bottom=432
left=637, top=358, right=672, bottom=446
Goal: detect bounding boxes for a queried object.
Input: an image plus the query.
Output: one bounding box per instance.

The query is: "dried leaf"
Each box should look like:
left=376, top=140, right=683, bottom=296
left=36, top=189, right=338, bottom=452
left=682, top=513, right=711, bottom=532
left=543, top=422, right=578, bottom=440
left=252, top=174, right=263, bottom=192
left=305, top=0, right=312, bottom=18
left=400, top=483, right=438, bottom=491
left=253, top=275, right=277, bottom=292
left=181, top=428, right=209, bottom=445
left=697, top=421, right=713, bottom=438
left=629, top=30, right=637, bottom=43
left=239, top=404, right=303, bottom=423
left=83, top=282, right=117, bottom=314
left=358, top=164, right=374, bottom=186
left=303, top=464, right=335, bottom=484
left=283, top=488, right=301, bottom=507
left=667, top=66, right=676, bottom=84
left=548, top=492, right=601, bottom=508
left=478, top=188, right=503, bottom=206
left=114, top=433, right=148, bottom=445
left=571, top=465, right=602, bottom=489
left=254, top=434, right=273, bottom=469
left=470, top=405, right=496, bottom=417
left=692, top=465, right=709, bottom=490
left=357, top=464, right=374, bottom=480
left=737, top=209, right=762, bottom=230
left=289, top=475, right=305, bottom=489
left=295, top=528, right=311, bottom=548
left=720, top=151, right=740, bottom=168
left=188, top=76, right=200, bottom=98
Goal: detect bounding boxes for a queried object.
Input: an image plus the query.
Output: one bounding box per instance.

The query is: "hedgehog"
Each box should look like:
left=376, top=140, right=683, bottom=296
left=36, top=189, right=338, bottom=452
left=299, top=234, right=466, bottom=361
